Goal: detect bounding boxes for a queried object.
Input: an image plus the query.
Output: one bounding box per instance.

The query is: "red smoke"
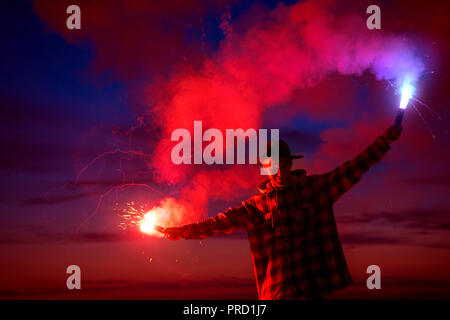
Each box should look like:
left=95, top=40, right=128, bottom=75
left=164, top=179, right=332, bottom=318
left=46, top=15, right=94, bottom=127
left=33, top=0, right=430, bottom=223
left=147, top=0, right=425, bottom=219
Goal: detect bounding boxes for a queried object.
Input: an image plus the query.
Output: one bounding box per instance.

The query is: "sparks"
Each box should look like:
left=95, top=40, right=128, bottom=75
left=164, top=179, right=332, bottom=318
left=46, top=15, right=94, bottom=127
left=116, top=201, right=164, bottom=237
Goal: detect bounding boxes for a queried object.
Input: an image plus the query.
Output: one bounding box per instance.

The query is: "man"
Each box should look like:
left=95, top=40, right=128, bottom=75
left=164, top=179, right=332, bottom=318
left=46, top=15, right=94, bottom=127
left=160, top=124, right=402, bottom=300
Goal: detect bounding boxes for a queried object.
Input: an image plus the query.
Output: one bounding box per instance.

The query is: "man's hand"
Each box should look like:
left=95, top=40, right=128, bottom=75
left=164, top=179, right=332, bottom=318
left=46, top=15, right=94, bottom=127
left=382, top=124, right=402, bottom=144
left=162, top=226, right=183, bottom=241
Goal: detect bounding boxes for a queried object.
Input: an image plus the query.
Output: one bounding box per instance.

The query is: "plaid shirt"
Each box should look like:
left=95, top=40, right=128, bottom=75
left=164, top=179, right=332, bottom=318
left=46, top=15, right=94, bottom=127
left=180, top=135, right=391, bottom=299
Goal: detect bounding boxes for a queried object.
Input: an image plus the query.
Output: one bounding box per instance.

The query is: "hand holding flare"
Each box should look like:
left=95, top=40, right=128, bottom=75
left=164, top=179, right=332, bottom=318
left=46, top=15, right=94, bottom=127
left=154, top=224, right=183, bottom=240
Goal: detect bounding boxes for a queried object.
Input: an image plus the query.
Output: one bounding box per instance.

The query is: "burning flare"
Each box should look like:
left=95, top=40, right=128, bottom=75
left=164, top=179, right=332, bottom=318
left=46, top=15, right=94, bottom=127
left=395, top=81, right=416, bottom=126
left=140, top=211, right=156, bottom=234
left=117, top=197, right=189, bottom=237
left=399, top=83, right=415, bottom=110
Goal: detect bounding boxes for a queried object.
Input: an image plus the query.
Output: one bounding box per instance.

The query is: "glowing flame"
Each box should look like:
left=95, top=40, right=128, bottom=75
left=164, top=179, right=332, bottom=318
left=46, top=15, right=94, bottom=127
left=140, top=211, right=156, bottom=234
left=399, top=83, right=414, bottom=110
left=117, top=197, right=189, bottom=237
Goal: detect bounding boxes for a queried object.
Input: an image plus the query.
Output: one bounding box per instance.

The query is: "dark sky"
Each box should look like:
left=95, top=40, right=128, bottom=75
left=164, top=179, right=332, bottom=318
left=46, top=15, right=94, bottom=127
left=0, top=0, right=449, bottom=299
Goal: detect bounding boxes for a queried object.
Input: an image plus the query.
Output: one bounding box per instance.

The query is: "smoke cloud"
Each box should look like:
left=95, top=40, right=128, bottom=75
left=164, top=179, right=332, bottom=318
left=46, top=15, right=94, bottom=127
left=33, top=0, right=426, bottom=224
left=149, top=0, right=425, bottom=220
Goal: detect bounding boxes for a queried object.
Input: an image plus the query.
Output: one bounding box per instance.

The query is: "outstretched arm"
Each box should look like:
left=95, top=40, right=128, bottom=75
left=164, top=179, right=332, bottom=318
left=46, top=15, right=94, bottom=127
left=319, top=125, right=402, bottom=203
left=161, top=200, right=255, bottom=240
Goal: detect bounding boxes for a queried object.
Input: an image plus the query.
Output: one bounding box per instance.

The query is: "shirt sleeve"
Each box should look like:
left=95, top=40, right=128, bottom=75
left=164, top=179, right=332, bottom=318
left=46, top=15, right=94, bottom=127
left=180, top=199, right=255, bottom=239
left=318, top=135, right=391, bottom=203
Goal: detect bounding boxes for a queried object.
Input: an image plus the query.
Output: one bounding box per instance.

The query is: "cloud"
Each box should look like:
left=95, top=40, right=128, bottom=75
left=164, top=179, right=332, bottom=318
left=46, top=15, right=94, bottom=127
left=398, top=176, right=450, bottom=188
left=21, top=192, right=94, bottom=206
left=0, top=277, right=256, bottom=299
left=336, top=208, right=450, bottom=249
left=340, top=209, right=450, bottom=231
left=31, top=0, right=238, bottom=84
left=340, top=233, right=402, bottom=245
left=0, top=225, right=144, bottom=244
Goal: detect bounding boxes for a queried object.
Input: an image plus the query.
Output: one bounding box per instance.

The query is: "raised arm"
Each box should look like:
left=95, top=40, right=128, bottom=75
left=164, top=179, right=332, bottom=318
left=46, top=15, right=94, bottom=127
left=162, top=199, right=255, bottom=240
left=319, top=125, right=402, bottom=203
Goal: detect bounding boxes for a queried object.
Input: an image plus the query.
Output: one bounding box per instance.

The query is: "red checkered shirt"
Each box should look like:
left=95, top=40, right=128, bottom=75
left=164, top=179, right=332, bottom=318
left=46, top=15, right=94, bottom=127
left=180, top=135, right=391, bottom=299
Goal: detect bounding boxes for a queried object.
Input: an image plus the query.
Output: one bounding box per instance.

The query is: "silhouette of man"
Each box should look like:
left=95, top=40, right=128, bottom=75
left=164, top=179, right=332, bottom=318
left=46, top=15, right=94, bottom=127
left=160, top=124, right=402, bottom=300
